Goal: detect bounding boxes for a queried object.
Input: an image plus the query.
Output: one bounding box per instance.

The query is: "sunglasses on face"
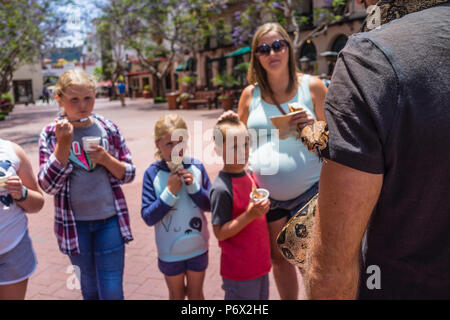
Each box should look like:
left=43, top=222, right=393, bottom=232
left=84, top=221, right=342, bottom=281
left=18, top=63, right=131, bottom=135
left=255, top=39, right=289, bottom=57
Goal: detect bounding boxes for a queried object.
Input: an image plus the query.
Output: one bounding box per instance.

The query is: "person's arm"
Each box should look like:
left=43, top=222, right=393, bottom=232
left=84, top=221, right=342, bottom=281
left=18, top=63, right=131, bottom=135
left=237, top=85, right=254, bottom=126
left=6, top=143, right=45, bottom=213
left=182, top=163, right=212, bottom=212
left=96, top=121, right=135, bottom=183
left=213, top=199, right=270, bottom=241
left=53, top=119, right=73, bottom=167
left=141, top=168, right=178, bottom=226
left=305, top=160, right=382, bottom=299
left=89, top=145, right=126, bottom=180
left=38, top=124, right=74, bottom=195
left=308, top=75, right=327, bottom=121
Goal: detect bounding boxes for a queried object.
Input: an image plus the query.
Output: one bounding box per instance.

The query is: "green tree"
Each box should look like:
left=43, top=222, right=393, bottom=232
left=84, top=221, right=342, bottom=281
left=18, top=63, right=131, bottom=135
left=0, top=0, right=70, bottom=94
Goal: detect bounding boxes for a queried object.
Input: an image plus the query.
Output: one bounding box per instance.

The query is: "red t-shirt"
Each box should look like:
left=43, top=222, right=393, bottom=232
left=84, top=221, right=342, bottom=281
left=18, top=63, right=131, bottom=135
left=210, top=170, right=271, bottom=281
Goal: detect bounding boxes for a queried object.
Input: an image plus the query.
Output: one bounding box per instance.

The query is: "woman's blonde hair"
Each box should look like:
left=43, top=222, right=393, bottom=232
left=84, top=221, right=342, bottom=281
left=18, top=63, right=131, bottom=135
left=55, top=69, right=97, bottom=98
left=248, top=22, right=300, bottom=97
left=154, top=113, right=188, bottom=159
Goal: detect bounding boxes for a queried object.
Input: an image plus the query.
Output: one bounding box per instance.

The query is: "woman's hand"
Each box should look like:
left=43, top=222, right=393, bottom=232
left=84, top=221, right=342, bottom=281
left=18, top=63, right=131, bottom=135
left=55, top=119, right=73, bottom=146
left=289, top=111, right=315, bottom=131
left=5, top=176, right=24, bottom=201
left=178, top=169, right=193, bottom=186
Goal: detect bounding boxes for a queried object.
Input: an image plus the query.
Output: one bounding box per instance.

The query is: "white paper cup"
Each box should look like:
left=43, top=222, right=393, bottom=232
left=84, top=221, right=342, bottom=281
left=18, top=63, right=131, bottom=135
left=0, top=171, right=12, bottom=191
left=250, top=188, right=270, bottom=202
left=82, top=136, right=101, bottom=152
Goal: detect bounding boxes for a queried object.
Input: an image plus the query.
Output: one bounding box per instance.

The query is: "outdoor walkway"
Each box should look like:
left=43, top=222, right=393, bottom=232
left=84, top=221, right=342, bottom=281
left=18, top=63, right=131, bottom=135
left=0, top=98, right=305, bottom=300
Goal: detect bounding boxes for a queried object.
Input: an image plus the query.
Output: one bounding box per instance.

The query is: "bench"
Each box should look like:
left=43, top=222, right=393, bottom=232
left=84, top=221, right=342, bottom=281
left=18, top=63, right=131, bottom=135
left=186, top=91, right=217, bottom=109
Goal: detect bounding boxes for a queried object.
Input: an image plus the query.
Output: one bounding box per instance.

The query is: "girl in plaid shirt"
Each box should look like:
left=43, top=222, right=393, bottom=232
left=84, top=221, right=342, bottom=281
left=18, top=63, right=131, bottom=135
left=38, top=69, right=135, bottom=300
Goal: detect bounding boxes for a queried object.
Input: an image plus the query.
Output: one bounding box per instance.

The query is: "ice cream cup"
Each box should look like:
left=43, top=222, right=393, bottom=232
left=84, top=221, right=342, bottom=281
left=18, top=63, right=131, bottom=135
left=82, top=136, right=101, bottom=153
left=0, top=171, right=12, bottom=192
left=250, top=188, right=270, bottom=202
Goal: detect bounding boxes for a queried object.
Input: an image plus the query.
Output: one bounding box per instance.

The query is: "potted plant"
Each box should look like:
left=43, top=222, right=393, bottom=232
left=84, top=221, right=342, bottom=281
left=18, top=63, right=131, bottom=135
left=218, top=90, right=234, bottom=111
left=212, top=73, right=239, bottom=110
left=178, top=76, right=197, bottom=93
left=0, top=92, right=14, bottom=113
left=176, top=92, right=194, bottom=109
left=133, top=86, right=141, bottom=98
left=166, top=92, right=180, bottom=109
left=143, top=85, right=152, bottom=99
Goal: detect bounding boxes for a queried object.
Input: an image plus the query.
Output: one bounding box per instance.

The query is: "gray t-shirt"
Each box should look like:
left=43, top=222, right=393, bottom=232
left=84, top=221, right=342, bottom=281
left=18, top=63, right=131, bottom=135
left=323, top=3, right=450, bottom=299
left=69, top=120, right=117, bottom=221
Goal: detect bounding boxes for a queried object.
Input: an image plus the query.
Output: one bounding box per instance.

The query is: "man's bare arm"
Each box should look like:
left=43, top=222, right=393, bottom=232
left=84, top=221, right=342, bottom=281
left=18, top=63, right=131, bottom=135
left=305, top=160, right=383, bottom=299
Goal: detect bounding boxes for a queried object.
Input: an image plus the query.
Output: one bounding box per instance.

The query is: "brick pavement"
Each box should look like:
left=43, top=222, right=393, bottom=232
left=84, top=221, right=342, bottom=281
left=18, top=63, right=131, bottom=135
left=0, top=97, right=305, bottom=300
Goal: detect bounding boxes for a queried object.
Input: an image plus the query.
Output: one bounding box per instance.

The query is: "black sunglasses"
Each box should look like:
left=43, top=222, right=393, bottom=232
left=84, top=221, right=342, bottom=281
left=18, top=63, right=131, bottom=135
left=255, top=39, right=289, bottom=57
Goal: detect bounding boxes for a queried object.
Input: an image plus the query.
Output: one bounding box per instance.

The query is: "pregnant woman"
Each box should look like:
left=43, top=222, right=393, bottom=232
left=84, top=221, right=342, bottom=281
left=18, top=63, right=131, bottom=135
left=237, top=22, right=327, bottom=299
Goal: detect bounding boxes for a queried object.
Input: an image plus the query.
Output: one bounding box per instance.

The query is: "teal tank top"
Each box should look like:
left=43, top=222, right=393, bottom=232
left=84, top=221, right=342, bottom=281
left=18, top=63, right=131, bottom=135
left=247, top=74, right=321, bottom=201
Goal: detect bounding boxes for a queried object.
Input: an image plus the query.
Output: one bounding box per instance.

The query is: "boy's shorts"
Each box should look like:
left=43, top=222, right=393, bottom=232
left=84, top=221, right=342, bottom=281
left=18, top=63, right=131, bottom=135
left=158, top=251, right=208, bottom=277
left=222, top=274, right=269, bottom=300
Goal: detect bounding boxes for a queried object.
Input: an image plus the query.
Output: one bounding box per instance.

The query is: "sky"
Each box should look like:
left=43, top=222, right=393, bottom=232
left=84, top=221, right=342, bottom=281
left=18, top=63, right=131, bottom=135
left=56, top=0, right=105, bottom=47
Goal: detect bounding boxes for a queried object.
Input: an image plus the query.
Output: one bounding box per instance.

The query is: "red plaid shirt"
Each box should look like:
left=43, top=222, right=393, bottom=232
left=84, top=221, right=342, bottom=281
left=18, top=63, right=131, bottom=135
left=38, top=114, right=135, bottom=255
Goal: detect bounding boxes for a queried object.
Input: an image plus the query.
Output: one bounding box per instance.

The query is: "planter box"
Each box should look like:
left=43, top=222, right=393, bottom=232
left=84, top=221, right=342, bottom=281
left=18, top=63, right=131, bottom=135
left=166, top=92, right=180, bottom=110
left=0, top=103, right=13, bottom=113
left=180, top=99, right=190, bottom=109
left=219, top=97, right=233, bottom=111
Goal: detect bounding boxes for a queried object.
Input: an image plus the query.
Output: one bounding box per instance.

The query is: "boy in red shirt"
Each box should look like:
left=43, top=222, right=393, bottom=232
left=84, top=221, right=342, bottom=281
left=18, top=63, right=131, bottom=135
left=210, top=117, right=271, bottom=300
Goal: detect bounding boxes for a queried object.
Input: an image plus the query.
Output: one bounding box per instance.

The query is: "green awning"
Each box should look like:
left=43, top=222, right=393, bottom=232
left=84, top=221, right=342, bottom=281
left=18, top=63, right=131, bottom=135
left=175, top=63, right=186, bottom=71
left=207, top=46, right=251, bottom=63
left=224, top=46, right=251, bottom=58
left=175, top=58, right=193, bottom=72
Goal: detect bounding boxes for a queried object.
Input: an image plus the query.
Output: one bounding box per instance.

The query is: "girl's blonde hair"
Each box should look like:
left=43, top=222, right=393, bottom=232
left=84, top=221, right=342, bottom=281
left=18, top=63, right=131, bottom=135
left=55, top=69, right=97, bottom=97
left=154, top=113, right=188, bottom=159
left=248, top=22, right=300, bottom=97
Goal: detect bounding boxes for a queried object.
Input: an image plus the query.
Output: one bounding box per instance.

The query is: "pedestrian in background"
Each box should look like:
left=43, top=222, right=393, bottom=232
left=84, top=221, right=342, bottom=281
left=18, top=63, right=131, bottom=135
left=141, top=113, right=211, bottom=300
left=38, top=69, right=135, bottom=300
left=0, top=139, right=44, bottom=300
left=117, top=80, right=126, bottom=107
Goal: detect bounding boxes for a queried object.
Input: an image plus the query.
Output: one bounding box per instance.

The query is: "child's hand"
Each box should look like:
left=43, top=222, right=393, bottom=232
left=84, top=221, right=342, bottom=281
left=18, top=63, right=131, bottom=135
left=167, top=172, right=183, bottom=195
left=247, top=198, right=270, bottom=220
left=178, top=169, right=193, bottom=185
left=55, top=119, right=73, bottom=146
left=88, top=145, right=110, bottom=166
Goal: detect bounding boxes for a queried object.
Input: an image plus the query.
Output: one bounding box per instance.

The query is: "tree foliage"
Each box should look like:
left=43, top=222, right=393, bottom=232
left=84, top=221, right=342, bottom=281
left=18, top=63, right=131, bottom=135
left=0, top=0, right=70, bottom=94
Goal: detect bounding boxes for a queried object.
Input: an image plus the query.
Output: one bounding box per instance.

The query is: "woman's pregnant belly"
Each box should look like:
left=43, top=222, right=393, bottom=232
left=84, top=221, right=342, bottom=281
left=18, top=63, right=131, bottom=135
left=249, top=136, right=321, bottom=201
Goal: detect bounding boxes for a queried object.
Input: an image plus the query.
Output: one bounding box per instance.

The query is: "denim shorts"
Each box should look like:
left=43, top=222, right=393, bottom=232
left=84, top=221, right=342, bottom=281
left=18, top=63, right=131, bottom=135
left=158, top=251, right=208, bottom=277
left=222, top=274, right=269, bottom=300
left=0, top=230, right=37, bottom=285
left=266, top=181, right=319, bottom=223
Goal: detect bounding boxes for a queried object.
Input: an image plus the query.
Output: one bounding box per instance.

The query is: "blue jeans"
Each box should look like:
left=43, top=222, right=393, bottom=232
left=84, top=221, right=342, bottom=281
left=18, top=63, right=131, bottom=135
left=68, top=215, right=125, bottom=300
